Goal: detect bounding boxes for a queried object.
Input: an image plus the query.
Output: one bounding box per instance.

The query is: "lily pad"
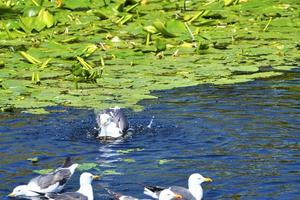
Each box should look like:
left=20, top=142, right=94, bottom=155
left=117, top=148, right=144, bottom=154
left=0, top=0, right=297, bottom=111
left=27, top=157, right=39, bottom=163
left=33, top=168, right=53, bottom=175
left=63, top=0, right=91, bottom=10
left=22, top=108, right=49, bottom=114
left=102, top=170, right=123, bottom=175
left=272, top=65, right=298, bottom=71
left=77, top=162, right=100, bottom=171
left=158, top=159, right=174, bottom=165
left=122, top=158, right=136, bottom=163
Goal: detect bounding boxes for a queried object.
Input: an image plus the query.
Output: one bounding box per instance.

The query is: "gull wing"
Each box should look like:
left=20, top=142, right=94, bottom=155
left=169, top=186, right=196, bottom=200
left=46, top=192, right=88, bottom=200
left=111, top=108, right=129, bottom=133
left=30, top=168, right=71, bottom=190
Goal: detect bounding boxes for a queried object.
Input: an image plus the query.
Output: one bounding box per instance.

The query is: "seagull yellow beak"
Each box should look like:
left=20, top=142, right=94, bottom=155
left=92, top=175, right=100, bottom=180
left=175, top=194, right=183, bottom=199
left=204, top=177, right=213, bottom=182
left=7, top=192, right=16, bottom=197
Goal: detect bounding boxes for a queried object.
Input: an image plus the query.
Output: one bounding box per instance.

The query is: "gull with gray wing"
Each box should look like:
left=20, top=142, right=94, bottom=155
left=144, top=173, right=212, bottom=200
left=45, top=172, right=99, bottom=200
left=8, top=157, right=78, bottom=197
left=105, top=188, right=139, bottom=200
left=105, top=188, right=182, bottom=200
left=96, top=107, right=129, bottom=139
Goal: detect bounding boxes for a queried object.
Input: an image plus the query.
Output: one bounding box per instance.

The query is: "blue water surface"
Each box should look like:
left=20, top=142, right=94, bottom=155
left=0, top=70, right=300, bottom=200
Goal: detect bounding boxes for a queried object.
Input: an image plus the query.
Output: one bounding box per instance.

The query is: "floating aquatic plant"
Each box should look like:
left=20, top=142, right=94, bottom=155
left=0, top=0, right=298, bottom=111
left=33, top=168, right=54, bottom=175
left=77, top=162, right=100, bottom=171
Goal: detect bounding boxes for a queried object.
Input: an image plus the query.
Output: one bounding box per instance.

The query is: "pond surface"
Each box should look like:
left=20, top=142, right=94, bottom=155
left=1, top=70, right=300, bottom=200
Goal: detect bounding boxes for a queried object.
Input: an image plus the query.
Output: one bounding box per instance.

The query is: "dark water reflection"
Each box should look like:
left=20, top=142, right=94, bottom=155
left=1, top=71, right=300, bottom=200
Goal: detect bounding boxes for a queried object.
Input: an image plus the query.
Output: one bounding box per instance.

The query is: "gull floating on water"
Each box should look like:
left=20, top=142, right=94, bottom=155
left=144, top=173, right=212, bottom=200
left=106, top=188, right=182, bottom=200
left=45, top=172, right=99, bottom=200
left=105, top=188, right=139, bottom=200
left=8, top=157, right=78, bottom=197
left=96, top=107, right=129, bottom=139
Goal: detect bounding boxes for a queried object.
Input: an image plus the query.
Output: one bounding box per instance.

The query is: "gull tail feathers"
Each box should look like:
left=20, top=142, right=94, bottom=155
left=143, top=187, right=159, bottom=199
left=45, top=193, right=58, bottom=200
left=61, top=157, right=72, bottom=168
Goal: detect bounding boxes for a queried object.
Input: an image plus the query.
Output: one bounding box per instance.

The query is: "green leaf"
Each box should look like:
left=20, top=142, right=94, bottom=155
left=63, top=0, right=91, bottom=10
left=143, top=25, right=157, bottom=34
left=33, top=169, right=53, bottom=174
left=20, top=51, right=42, bottom=64
left=102, top=170, right=123, bottom=175
left=155, top=39, right=166, bottom=53
left=19, top=17, right=35, bottom=33
left=27, top=157, right=39, bottom=163
left=273, top=65, right=297, bottom=71
left=23, top=7, right=40, bottom=17
left=228, top=65, right=259, bottom=73
left=158, top=159, right=174, bottom=165
left=153, top=21, right=176, bottom=38
left=81, top=44, right=98, bottom=58
left=92, top=10, right=109, bottom=20
left=166, top=20, right=186, bottom=35
left=22, top=108, right=49, bottom=114
left=122, top=158, right=136, bottom=163
left=0, top=61, right=5, bottom=68
left=117, top=148, right=144, bottom=154
left=36, top=9, right=55, bottom=28
left=78, top=162, right=99, bottom=171
left=224, top=0, right=239, bottom=6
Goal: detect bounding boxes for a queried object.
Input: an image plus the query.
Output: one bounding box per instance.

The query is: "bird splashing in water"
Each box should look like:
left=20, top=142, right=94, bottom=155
left=96, top=107, right=129, bottom=139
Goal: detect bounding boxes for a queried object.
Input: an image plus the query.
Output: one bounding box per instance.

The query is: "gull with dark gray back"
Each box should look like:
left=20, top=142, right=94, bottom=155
left=8, top=157, right=78, bottom=198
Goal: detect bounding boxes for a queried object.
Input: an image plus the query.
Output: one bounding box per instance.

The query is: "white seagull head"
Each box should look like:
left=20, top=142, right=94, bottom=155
left=80, top=172, right=100, bottom=186
left=8, top=185, right=31, bottom=197
left=189, top=173, right=212, bottom=185
left=159, top=188, right=182, bottom=200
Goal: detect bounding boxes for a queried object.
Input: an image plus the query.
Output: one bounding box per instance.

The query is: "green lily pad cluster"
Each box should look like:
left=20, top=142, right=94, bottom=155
left=0, top=0, right=299, bottom=111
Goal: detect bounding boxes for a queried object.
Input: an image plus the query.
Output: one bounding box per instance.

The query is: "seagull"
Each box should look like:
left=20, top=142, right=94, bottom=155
left=144, top=173, right=212, bottom=200
left=105, top=188, right=139, bottom=200
left=105, top=188, right=182, bottom=200
left=8, top=157, right=78, bottom=197
left=158, top=189, right=183, bottom=200
left=96, top=107, right=129, bottom=139
left=45, top=172, right=99, bottom=200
